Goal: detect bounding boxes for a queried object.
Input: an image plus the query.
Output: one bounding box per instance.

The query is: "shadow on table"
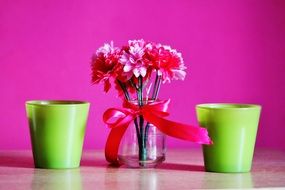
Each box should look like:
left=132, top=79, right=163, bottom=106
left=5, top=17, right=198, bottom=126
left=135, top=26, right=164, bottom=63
left=0, top=153, right=34, bottom=168
left=0, top=152, right=111, bottom=169
left=0, top=152, right=205, bottom=171
left=157, top=162, right=205, bottom=172
left=81, top=160, right=205, bottom=171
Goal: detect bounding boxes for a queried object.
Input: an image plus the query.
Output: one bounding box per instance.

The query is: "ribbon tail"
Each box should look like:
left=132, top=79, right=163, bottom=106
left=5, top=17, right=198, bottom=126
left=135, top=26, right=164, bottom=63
left=143, top=112, right=212, bottom=145
left=105, top=124, right=129, bottom=165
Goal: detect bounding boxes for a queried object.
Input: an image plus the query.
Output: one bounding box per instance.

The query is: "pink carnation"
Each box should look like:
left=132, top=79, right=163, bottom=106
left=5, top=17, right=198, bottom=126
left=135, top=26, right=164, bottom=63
left=91, top=40, right=187, bottom=94
left=119, top=39, right=150, bottom=79
left=91, top=42, right=121, bottom=92
left=147, top=44, right=186, bottom=83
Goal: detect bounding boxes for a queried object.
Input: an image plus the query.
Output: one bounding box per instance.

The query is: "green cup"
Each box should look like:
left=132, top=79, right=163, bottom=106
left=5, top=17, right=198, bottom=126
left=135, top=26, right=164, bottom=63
left=26, top=100, right=90, bottom=169
left=196, top=103, right=261, bottom=173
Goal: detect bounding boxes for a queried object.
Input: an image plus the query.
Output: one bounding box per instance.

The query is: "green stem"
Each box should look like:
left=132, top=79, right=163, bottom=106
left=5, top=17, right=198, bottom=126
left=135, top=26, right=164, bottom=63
left=144, top=72, right=162, bottom=148
left=151, top=72, right=160, bottom=99
left=129, top=78, right=139, bottom=91
left=138, top=76, right=143, bottom=106
left=117, top=80, right=130, bottom=100
left=117, top=79, right=141, bottom=153
left=137, top=76, right=147, bottom=164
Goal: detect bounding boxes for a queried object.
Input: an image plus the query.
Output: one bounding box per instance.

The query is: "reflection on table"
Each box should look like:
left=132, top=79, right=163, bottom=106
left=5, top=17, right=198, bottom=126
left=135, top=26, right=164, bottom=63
left=0, top=149, right=285, bottom=189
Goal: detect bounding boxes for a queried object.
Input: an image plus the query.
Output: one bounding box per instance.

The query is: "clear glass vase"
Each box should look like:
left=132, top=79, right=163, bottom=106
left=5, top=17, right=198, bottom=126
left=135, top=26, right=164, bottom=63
left=118, top=117, right=166, bottom=168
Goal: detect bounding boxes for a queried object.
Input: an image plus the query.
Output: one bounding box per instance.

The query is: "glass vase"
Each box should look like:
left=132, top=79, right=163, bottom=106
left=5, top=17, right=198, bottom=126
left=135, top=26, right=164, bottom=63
left=118, top=116, right=166, bottom=168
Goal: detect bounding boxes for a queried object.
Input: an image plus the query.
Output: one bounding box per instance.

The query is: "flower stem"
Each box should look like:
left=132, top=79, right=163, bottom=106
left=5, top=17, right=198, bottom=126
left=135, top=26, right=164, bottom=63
left=153, top=76, right=162, bottom=100
left=144, top=72, right=162, bottom=148
left=129, top=78, right=139, bottom=91
left=151, top=72, right=160, bottom=99
left=138, top=76, right=143, bottom=106
left=117, top=80, right=130, bottom=100
left=137, top=76, right=147, bottom=164
left=117, top=79, right=141, bottom=153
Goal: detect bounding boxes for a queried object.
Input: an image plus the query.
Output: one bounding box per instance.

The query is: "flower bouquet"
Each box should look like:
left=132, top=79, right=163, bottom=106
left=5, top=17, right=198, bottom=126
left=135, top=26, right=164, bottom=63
left=91, top=39, right=211, bottom=167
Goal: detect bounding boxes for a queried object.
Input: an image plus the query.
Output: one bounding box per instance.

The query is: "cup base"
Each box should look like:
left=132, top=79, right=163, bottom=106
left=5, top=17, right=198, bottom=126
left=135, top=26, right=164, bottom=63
left=205, top=166, right=251, bottom=173
left=34, top=164, right=80, bottom=169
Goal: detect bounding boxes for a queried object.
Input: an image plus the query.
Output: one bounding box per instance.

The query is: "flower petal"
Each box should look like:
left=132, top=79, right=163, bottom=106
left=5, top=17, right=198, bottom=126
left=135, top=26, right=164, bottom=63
left=140, top=67, right=147, bottom=77
left=123, top=65, right=132, bottom=72
left=133, top=68, right=140, bottom=78
left=104, top=79, right=111, bottom=93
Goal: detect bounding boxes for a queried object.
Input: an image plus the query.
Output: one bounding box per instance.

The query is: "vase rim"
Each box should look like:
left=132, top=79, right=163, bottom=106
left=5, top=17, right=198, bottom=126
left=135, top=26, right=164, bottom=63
left=127, top=99, right=158, bottom=104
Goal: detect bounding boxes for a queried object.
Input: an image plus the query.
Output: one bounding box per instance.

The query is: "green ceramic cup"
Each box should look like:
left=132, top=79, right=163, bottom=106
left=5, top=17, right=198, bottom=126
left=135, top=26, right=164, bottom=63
left=196, top=103, right=261, bottom=173
left=26, top=100, right=90, bottom=169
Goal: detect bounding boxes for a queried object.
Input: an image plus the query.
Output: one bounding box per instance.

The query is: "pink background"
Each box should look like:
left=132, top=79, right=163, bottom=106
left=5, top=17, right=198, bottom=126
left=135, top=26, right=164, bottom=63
left=1, top=0, right=285, bottom=150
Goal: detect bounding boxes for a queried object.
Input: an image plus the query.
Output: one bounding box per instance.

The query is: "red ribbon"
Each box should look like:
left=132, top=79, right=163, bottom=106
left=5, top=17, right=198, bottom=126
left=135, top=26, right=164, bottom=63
left=103, top=100, right=212, bottom=165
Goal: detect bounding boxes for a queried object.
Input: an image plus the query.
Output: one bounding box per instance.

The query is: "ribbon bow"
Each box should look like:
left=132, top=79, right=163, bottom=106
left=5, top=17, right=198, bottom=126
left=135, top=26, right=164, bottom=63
left=103, top=100, right=212, bottom=165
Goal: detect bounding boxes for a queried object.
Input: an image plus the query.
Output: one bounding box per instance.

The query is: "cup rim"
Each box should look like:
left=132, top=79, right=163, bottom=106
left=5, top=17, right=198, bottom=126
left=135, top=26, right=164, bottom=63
left=26, top=100, right=90, bottom=106
left=196, top=103, right=261, bottom=110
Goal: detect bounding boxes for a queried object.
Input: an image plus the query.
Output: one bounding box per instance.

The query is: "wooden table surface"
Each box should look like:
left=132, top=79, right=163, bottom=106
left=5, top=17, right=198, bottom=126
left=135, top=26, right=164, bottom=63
left=0, top=149, right=285, bottom=189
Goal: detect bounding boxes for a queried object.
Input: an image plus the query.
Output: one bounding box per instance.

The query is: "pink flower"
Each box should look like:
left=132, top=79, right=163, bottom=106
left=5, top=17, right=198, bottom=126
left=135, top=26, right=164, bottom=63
left=91, top=42, right=122, bottom=92
left=91, top=40, right=187, bottom=94
left=147, top=44, right=186, bottom=83
left=119, top=39, right=149, bottom=78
